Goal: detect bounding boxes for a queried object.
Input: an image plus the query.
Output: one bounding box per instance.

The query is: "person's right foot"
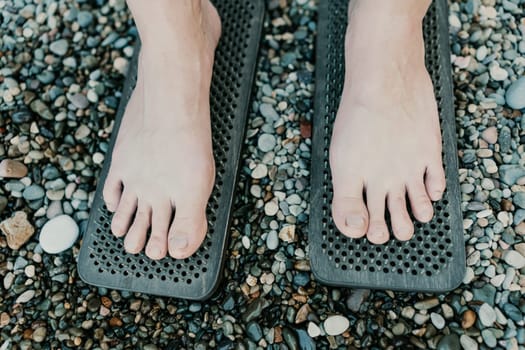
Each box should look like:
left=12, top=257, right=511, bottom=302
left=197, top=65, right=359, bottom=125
left=102, top=0, right=222, bottom=260
left=330, top=0, right=446, bottom=244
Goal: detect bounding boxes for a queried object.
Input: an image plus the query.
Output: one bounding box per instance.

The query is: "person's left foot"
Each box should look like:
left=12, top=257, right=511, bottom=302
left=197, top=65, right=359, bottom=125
left=330, top=1, right=446, bottom=244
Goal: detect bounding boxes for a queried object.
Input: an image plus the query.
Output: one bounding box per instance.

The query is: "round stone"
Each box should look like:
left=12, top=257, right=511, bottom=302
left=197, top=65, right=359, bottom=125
left=49, top=39, right=69, bottom=56
left=258, top=133, right=277, bottom=152
left=23, top=185, right=45, bottom=201
left=39, top=215, right=79, bottom=254
left=323, top=315, right=349, bottom=336
left=505, top=76, right=525, bottom=109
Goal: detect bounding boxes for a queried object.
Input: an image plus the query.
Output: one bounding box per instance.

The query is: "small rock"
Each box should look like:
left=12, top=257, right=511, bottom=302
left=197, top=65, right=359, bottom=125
left=69, top=93, right=89, bottom=109
left=430, top=312, right=445, bottom=330
left=481, top=126, right=498, bottom=144
left=499, top=165, right=525, bottom=186
left=251, top=164, right=268, bottom=179
left=32, top=327, right=46, bottom=343
left=15, top=290, right=35, bottom=304
left=307, top=322, right=321, bottom=338
left=478, top=303, right=497, bottom=327
left=278, top=225, right=296, bottom=242
left=323, top=315, right=349, bottom=336
left=506, top=76, right=525, bottom=109
left=259, top=103, right=279, bottom=120
left=462, top=309, right=477, bottom=329
left=489, top=64, right=508, bottom=81
left=39, top=215, right=79, bottom=254
left=414, top=297, right=440, bottom=310
left=23, top=185, right=45, bottom=201
left=0, top=212, right=35, bottom=250
left=0, top=159, right=28, bottom=178
left=346, top=289, right=370, bottom=313
left=502, top=250, right=525, bottom=269
left=460, top=335, right=478, bottom=350
left=49, top=39, right=69, bottom=56
left=258, top=133, right=277, bottom=152
left=266, top=230, right=279, bottom=250
left=437, top=334, right=460, bottom=350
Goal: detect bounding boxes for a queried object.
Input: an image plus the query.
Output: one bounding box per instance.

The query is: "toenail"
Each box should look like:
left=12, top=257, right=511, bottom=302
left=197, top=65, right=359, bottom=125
left=345, top=215, right=365, bottom=228
left=171, top=237, right=188, bottom=250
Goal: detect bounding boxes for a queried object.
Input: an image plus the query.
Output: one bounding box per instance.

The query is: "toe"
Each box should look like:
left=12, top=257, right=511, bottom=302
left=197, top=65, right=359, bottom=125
left=168, top=204, right=207, bottom=260
left=407, top=180, right=434, bottom=223
left=145, top=201, right=172, bottom=260
left=111, top=189, right=137, bottom=237
left=331, top=181, right=368, bottom=238
left=425, top=163, right=446, bottom=201
left=124, top=203, right=151, bottom=254
left=387, top=189, right=414, bottom=241
left=365, top=188, right=389, bottom=244
left=102, top=174, right=122, bottom=212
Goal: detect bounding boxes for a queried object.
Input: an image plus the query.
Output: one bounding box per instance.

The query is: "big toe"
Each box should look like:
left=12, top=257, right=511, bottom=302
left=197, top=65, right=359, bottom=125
left=168, top=206, right=207, bottom=259
left=332, top=183, right=369, bottom=238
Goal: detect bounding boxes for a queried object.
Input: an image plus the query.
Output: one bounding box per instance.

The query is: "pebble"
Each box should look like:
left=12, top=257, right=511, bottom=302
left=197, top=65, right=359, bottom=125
left=430, top=312, right=445, bottom=330
left=258, top=133, right=277, bottom=152
left=0, top=211, right=35, bottom=250
left=481, top=126, right=498, bottom=144
left=437, top=334, right=460, bottom=350
left=23, top=185, right=45, bottom=201
left=502, top=250, right=525, bottom=269
left=259, top=103, right=279, bottom=120
left=460, top=335, right=478, bottom=350
left=478, top=303, right=497, bottom=327
left=266, top=230, right=279, bottom=250
left=481, top=329, right=497, bottom=347
left=15, top=290, right=35, bottom=304
left=251, top=164, right=268, bottom=179
left=0, top=159, right=28, bottom=178
left=49, top=39, right=69, bottom=56
left=39, top=215, right=79, bottom=254
left=505, top=76, right=525, bottom=109
left=32, top=327, right=47, bottom=342
left=499, top=165, right=525, bottom=186
left=307, top=322, right=321, bottom=338
left=278, top=225, right=296, bottom=243
left=323, top=315, right=349, bottom=336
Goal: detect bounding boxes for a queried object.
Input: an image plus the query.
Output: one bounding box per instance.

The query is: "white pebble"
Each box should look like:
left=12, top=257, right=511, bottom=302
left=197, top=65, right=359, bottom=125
left=323, top=315, right=349, bottom=336
left=39, top=215, right=79, bottom=254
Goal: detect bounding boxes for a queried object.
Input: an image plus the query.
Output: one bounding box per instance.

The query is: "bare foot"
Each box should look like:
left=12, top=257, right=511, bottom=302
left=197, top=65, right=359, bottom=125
left=330, top=0, right=446, bottom=244
left=102, top=0, right=221, bottom=259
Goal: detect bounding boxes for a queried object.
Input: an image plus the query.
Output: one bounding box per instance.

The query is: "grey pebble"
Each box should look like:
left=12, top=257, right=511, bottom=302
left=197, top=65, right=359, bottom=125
left=499, top=165, right=525, bottom=186
left=259, top=103, right=279, bottom=121
left=23, top=185, right=45, bottom=201
left=49, top=39, right=69, bottom=56
left=258, top=133, right=277, bottom=152
left=505, top=76, right=525, bottom=109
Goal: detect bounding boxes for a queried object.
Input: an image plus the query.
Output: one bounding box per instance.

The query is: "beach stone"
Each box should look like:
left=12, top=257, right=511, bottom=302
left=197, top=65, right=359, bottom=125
left=278, top=225, right=296, bottom=243
left=23, top=185, right=45, bottom=201
left=266, top=230, right=279, bottom=250
left=431, top=312, right=445, bottom=330
left=513, top=192, right=525, bottom=209
left=0, top=211, right=35, bottom=250
left=77, top=11, right=93, bottom=27
left=32, top=327, right=47, bottom=342
left=462, top=310, right=477, bottom=329
left=437, top=334, right=460, bottom=350
left=69, top=93, right=89, bottom=109
left=323, top=315, right=349, bottom=336
left=478, top=303, right=497, bottom=327
left=346, top=289, right=370, bottom=313
left=39, top=215, right=79, bottom=254
left=258, top=133, right=277, bottom=152
left=460, top=335, right=478, bottom=350
left=259, top=103, right=279, bottom=120
left=502, top=250, right=525, bottom=268
left=506, top=76, right=525, bottom=109
left=246, top=322, right=263, bottom=342
left=415, top=298, right=440, bottom=310
left=473, top=284, right=496, bottom=304
left=481, top=329, right=497, bottom=347
left=307, top=322, right=321, bottom=338
left=0, top=159, right=28, bottom=178
left=489, top=64, right=508, bottom=81
left=49, top=39, right=69, bottom=56
left=499, top=165, right=525, bottom=186
left=296, top=329, right=315, bottom=350
left=481, top=126, right=498, bottom=144
left=11, top=110, right=32, bottom=124
left=251, top=164, right=268, bottom=179
left=30, top=100, right=53, bottom=120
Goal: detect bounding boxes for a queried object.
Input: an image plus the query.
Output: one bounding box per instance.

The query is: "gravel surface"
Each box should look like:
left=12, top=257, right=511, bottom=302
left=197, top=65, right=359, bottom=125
left=1, top=0, right=524, bottom=349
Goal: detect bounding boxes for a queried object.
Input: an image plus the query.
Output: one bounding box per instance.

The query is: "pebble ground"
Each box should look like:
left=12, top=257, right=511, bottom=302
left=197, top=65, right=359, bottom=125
left=0, top=0, right=524, bottom=349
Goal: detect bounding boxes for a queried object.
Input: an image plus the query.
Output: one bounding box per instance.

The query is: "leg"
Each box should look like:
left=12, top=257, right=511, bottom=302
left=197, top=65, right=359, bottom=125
left=330, top=0, right=446, bottom=244
left=102, top=0, right=222, bottom=259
